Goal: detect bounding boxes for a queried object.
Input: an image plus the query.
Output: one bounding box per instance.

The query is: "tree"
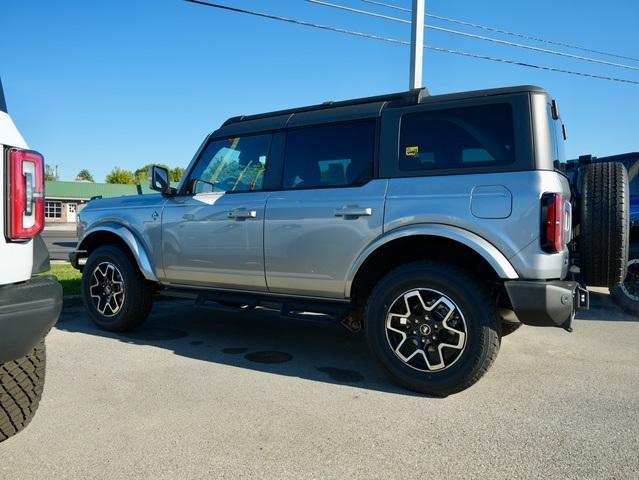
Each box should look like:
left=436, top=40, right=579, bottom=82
left=105, top=167, right=135, bottom=184
left=134, top=164, right=151, bottom=184
left=170, top=167, right=185, bottom=182
left=44, top=164, right=58, bottom=181
left=134, top=164, right=170, bottom=184
left=76, top=169, right=94, bottom=182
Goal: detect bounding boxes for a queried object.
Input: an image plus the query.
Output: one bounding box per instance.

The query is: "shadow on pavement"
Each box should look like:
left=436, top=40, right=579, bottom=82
left=56, top=300, right=431, bottom=397
left=55, top=290, right=636, bottom=395
left=577, top=291, right=639, bottom=322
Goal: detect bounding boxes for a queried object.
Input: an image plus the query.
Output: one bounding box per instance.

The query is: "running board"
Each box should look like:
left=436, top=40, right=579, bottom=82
left=192, top=291, right=352, bottom=325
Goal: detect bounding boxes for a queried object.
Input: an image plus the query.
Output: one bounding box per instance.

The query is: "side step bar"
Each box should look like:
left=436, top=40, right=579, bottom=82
left=165, top=290, right=354, bottom=327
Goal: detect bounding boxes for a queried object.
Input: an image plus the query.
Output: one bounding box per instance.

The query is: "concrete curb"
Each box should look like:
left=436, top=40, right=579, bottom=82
left=44, top=224, right=77, bottom=232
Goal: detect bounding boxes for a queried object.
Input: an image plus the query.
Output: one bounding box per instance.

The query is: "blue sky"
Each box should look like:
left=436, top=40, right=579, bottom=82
left=1, top=0, right=637, bottom=182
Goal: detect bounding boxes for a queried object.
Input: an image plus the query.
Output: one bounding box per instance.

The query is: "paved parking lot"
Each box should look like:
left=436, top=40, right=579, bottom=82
left=0, top=291, right=637, bottom=479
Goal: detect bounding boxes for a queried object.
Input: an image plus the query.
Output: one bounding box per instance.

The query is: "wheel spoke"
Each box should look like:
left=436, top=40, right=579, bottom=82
left=403, top=290, right=428, bottom=316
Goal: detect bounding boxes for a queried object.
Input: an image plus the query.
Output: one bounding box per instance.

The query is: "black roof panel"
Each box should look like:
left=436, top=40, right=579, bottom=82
left=215, top=85, right=546, bottom=135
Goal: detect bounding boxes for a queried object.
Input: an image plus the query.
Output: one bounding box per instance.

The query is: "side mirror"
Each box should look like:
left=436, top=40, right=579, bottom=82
left=149, top=165, right=173, bottom=195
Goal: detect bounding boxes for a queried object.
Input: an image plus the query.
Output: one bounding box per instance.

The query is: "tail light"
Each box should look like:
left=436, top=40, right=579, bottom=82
left=541, top=193, right=571, bottom=253
left=6, top=148, right=45, bottom=240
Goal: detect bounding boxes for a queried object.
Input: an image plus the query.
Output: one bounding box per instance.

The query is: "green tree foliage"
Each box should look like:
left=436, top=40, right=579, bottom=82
left=44, top=164, right=58, bottom=181
left=134, top=164, right=177, bottom=184
left=133, top=164, right=185, bottom=184
left=106, top=167, right=135, bottom=184
left=170, top=167, right=185, bottom=182
left=76, top=169, right=94, bottom=182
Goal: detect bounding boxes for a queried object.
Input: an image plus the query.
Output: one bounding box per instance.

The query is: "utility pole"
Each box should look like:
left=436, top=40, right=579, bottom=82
left=409, top=0, right=425, bottom=90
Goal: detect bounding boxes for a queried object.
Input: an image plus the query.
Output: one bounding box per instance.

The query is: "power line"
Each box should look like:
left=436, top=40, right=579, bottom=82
left=308, top=0, right=639, bottom=72
left=361, top=0, right=639, bottom=64
left=183, top=0, right=639, bottom=85
left=184, top=0, right=408, bottom=45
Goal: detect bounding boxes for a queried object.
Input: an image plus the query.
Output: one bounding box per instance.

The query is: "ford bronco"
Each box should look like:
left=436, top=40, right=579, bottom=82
left=70, top=86, right=627, bottom=395
left=0, top=77, right=62, bottom=441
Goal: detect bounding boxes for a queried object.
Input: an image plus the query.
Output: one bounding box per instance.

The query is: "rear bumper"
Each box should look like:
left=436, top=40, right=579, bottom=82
left=504, top=280, right=589, bottom=330
left=0, top=275, right=62, bottom=364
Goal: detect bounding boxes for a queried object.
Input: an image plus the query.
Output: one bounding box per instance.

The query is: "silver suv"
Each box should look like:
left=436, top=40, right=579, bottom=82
left=70, top=86, right=628, bottom=396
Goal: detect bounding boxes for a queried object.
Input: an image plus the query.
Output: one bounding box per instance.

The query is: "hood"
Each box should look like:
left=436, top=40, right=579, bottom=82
left=82, top=192, right=165, bottom=212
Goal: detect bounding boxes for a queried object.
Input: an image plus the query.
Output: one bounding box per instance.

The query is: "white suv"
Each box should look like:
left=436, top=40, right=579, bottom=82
left=0, top=77, right=62, bottom=442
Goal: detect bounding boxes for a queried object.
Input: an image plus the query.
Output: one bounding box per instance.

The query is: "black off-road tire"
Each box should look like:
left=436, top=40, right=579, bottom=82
left=610, top=245, right=639, bottom=316
left=580, top=162, right=629, bottom=288
left=82, top=245, right=154, bottom=332
left=0, top=341, right=46, bottom=443
left=364, top=261, right=500, bottom=396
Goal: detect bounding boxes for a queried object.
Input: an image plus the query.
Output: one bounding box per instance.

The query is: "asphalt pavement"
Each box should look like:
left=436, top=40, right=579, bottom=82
left=42, top=227, right=77, bottom=261
left=0, top=291, right=637, bottom=479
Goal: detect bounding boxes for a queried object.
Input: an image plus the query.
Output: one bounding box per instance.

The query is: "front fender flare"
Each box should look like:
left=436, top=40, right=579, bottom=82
left=345, top=224, right=519, bottom=298
left=78, top=223, right=159, bottom=283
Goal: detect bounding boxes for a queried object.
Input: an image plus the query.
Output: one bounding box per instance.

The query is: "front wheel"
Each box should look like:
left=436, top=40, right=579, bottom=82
left=364, top=261, right=500, bottom=396
left=82, top=245, right=154, bottom=332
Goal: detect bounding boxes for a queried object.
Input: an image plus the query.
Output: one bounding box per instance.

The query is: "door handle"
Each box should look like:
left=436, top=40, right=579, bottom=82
left=228, top=209, right=257, bottom=219
left=334, top=206, right=373, bottom=217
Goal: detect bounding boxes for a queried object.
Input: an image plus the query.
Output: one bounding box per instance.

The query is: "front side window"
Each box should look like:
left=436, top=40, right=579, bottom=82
left=187, top=134, right=272, bottom=194
left=45, top=201, right=62, bottom=219
left=399, top=103, right=515, bottom=172
left=283, top=120, right=375, bottom=189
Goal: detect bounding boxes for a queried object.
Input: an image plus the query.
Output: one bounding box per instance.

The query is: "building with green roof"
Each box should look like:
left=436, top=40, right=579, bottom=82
left=44, top=180, right=155, bottom=224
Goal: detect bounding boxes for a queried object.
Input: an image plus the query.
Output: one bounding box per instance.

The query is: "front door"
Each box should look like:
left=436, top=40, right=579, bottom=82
left=162, top=133, right=273, bottom=291
left=66, top=203, right=77, bottom=223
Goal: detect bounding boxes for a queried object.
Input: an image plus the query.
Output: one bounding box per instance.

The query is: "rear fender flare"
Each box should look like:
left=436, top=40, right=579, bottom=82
left=345, top=224, right=519, bottom=298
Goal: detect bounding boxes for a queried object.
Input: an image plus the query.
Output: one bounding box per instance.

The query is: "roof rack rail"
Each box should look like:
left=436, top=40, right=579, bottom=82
left=222, top=87, right=428, bottom=126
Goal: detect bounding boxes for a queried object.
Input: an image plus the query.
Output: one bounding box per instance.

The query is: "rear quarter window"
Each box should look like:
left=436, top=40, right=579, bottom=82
left=399, top=103, right=515, bottom=172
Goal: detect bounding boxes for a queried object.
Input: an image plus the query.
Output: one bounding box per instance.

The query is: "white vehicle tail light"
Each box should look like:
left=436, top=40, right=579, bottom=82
left=6, top=148, right=45, bottom=240
left=541, top=193, right=571, bottom=253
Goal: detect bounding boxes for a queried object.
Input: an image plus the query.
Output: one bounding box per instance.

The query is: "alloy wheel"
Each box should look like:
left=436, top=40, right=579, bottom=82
left=620, top=259, right=639, bottom=301
left=89, top=261, right=125, bottom=317
left=385, top=288, right=467, bottom=372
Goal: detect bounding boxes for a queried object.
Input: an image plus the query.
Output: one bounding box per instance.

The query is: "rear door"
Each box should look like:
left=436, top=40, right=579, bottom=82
left=161, top=133, right=274, bottom=290
left=264, top=119, right=386, bottom=298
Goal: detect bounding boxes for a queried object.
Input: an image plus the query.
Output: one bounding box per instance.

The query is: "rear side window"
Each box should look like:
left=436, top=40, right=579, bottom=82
left=283, top=120, right=376, bottom=189
left=399, top=103, right=515, bottom=172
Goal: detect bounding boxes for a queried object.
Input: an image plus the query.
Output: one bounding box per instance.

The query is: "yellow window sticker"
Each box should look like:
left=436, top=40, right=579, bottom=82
left=405, top=146, right=419, bottom=157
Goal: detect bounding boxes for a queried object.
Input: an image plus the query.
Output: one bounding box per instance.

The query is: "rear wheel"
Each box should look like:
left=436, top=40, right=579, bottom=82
left=0, top=341, right=46, bottom=443
left=82, top=245, right=154, bottom=332
left=610, top=246, right=639, bottom=315
left=364, top=261, right=500, bottom=396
